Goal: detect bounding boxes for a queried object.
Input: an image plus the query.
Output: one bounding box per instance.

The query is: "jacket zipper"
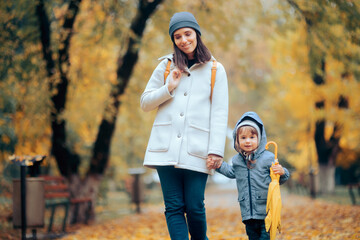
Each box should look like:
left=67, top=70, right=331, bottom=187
left=248, top=168, right=253, bottom=216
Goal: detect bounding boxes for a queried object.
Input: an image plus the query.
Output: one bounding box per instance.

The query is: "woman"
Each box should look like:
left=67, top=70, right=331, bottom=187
left=140, top=12, right=228, bottom=240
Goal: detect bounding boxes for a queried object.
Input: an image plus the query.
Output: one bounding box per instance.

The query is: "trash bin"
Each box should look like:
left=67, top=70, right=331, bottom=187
left=128, top=168, right=146, bottom=213
left=13, top=177, right=45, bottom=228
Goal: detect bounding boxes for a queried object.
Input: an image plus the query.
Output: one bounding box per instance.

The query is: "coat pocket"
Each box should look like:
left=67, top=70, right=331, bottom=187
left=148, top=121, right=172, bottom=152
left=238, top=194, right=248, bottom=217
left=254, top=190, right=268, bottom=215
left=187, top=123, right=210, bottom=159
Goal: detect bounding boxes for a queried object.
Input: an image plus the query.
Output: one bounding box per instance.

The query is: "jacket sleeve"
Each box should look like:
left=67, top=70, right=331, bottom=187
left=208, top=62, right=229, bottom=157
left=279, top=167, right=290, bottom=185
left=216, top=160, right=236, bottom=179
left=140, top=59, right=173, bottom=112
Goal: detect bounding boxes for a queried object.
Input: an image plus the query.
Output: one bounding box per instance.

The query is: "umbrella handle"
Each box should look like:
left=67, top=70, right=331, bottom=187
left=265, top=141, right=278, bottom=162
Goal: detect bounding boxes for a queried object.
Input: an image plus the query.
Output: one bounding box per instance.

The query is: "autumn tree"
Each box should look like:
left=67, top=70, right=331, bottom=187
left=286, top=0, right=360, bottom=193
left=34, top=0, right=164, bottom=222
left=261, top=0, right=360, bottom=194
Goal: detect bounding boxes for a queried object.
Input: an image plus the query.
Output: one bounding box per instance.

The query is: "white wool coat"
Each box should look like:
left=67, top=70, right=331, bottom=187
left=140, top=54, right=229, bottom=175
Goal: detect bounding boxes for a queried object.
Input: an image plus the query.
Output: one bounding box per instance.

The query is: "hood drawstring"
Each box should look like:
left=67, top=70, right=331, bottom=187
left=241, top=151, right=257, bottom=169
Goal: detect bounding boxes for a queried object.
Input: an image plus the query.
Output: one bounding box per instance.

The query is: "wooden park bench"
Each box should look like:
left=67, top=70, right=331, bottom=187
left=42, top=175, right=92, bottom=232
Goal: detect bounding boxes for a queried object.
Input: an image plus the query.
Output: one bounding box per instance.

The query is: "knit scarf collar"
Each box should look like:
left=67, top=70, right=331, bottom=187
left=241, top=150, right=257, bottom=169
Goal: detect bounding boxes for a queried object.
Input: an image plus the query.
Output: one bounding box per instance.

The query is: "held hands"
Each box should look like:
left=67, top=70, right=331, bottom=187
left=167, top=68, right=182, bottom=92
left=207, top=154, right=223, bottom=170
left=271, top=163, right=285, bottom=176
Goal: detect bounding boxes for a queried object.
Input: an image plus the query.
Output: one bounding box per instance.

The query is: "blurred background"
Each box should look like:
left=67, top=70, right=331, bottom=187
left=0, top=0, right=359, bottom=231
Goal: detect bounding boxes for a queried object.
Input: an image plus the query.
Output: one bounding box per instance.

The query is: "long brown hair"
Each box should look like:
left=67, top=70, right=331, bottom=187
left=173, top=32, right=212, bottom=72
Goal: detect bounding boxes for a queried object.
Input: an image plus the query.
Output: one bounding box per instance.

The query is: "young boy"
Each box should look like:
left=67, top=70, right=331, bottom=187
left=207, top=111, right=290, bottom=240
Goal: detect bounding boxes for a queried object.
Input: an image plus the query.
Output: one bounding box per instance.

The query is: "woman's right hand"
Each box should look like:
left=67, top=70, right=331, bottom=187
left=167, top=68, right=182, bottom=92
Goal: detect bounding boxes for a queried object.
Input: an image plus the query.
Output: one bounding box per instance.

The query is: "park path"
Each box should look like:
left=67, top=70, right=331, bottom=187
left=60, top=183, right=360, bottom=240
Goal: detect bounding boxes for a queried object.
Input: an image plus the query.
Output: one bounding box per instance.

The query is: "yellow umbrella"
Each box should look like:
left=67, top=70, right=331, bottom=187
left=264, top=141, right=281, bottom=240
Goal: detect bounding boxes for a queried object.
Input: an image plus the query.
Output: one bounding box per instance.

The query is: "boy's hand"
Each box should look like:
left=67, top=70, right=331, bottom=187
left=271, top=163, right=285, bottom=176
left=207, top=154, right=223, bottom=170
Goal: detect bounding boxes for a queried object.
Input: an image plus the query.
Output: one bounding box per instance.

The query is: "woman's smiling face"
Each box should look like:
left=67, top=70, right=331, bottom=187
left=173, top=27, right=197, bottom=59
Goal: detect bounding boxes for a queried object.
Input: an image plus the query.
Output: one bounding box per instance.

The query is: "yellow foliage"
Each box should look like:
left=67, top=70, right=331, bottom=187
left=265, top=1, right=360, bottom=171
left=1, top=135, right=11, bottom=145
left=2, top=0, right=359, bottom=178
left=287, top=140, right=318, bottom=172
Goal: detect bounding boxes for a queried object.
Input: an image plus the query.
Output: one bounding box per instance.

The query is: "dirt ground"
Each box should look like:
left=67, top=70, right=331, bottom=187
left=2, top=183, right=360, bottom=240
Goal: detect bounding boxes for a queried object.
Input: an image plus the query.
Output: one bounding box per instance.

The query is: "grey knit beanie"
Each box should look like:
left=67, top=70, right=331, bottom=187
left=169, top=12, right=201, bottom=41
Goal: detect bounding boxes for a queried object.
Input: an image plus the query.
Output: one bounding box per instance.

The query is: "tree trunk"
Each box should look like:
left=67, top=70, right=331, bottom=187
left=36, top=0, right=82, bottom=177
left=54, top=0, right=83, bottom=177
left=37, top=0, right=163, bottom=223
left=85, top=1, right=163, bottom=221
left=88, top=0, right=164, bottom=176
left=314, top=118, right=341, bottom=194
left=315, top=163, right=336, bottom=194
left=67, top=174, right=102, bottom=223
left=287, top=0, right=348, bottom=195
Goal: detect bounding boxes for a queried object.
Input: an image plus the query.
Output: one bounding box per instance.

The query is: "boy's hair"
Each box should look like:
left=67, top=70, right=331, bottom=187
left=238, top=125, right=258, bottom=136
left=172, top=32, right=212, bottom=72
left=236, top=119, right=262, bottom=144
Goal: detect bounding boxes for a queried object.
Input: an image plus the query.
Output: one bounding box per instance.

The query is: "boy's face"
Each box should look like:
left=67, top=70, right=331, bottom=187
left=237, top=128, right=259, bottom=153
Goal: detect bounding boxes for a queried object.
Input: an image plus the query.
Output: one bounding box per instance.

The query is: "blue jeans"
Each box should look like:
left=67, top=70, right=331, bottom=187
left=156, top=166, right=209, bottom=240
left=244, top=219, right=270, bottom=240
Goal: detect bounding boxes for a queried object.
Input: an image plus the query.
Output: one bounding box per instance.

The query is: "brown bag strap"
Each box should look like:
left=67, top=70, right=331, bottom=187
left=164, top=60, right=172, bottom=84
left=210, top=60, right=217, bottom=101
left=163, top=59, right=217, bottom=101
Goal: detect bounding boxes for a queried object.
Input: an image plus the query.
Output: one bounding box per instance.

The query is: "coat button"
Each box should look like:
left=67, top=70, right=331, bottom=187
left=180, top=112, right=184, bottom=117
left=177, top=134, right=181, bottom=138
left=184, top=92, right=187, bottom=96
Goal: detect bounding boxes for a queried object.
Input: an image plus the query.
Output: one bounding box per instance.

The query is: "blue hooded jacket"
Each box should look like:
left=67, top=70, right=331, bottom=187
left=216, top=111, right=290, bottom=222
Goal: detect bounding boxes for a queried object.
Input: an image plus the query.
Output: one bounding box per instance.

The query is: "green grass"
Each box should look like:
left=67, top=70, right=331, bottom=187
left=95, top=185, right=163, bottom=222
left=316, top=186, right=358, bottom=205
left=288, top=185, right=358, bottom=205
